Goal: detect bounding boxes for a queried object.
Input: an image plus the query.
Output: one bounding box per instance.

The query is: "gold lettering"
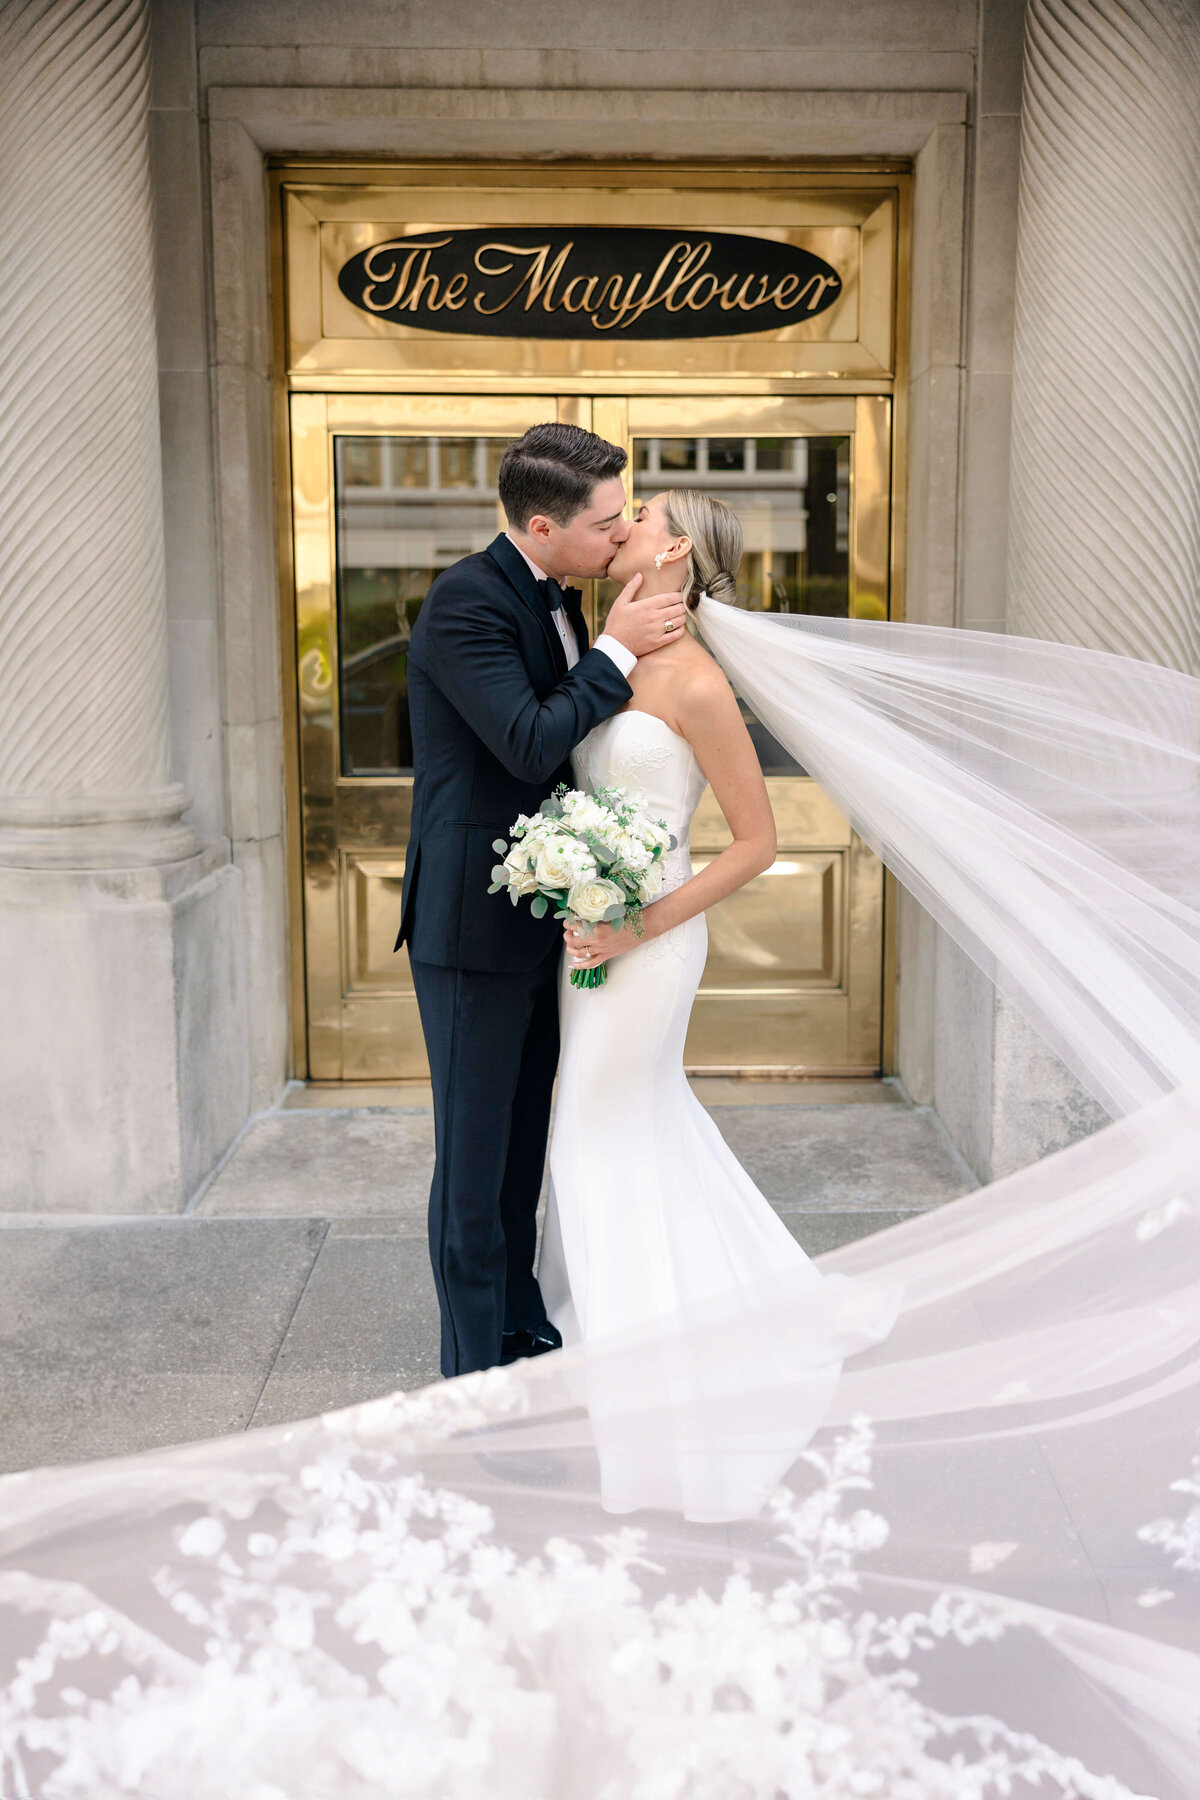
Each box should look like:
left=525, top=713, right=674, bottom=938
left=472, top=241, right=573, bottom=314
left=663, top=243, right=713, bottom=313
left=354, top=231, right=840, bottom=333
left=718, top=272, right=763, bottom=313
left=560, top=274, right=599, bottom=314
left=590, top=272, right=644, bottom=332
left=683, top=271, right=720, bottom=310
left=618, top=243, right=694, bottom=328
left=797, top=272, right=839, bottom=312
left=359, top=236, right=451, bottom=312
left=401, top=250, right=443, bottom=312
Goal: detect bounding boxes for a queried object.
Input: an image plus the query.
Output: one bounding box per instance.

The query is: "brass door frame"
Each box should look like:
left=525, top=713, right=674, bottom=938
left=272, top=162, right=910, bottom=1079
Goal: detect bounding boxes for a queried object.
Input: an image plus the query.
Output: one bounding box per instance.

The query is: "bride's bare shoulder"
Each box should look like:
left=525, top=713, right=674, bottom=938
left=670, top=634, right=741, bottom=727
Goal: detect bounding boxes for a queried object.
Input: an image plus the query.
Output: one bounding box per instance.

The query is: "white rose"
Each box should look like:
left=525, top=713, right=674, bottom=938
left=637, top=863, right=664, bottom=903
left=536, top=835, right=595, bottom=890
left=566, top=877, right=626, bottom=924
left=643, top=820, right=672, bottom=851
left=503, top=843, right=540, bottom=896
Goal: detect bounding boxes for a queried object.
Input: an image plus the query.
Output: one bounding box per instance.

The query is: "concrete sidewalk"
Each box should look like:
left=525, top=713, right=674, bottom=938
left=0, top=1080, right=975, bottom=1476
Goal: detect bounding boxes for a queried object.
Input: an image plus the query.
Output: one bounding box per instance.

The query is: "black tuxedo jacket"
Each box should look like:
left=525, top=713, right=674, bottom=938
left=396, top=533, right=633, bottom=972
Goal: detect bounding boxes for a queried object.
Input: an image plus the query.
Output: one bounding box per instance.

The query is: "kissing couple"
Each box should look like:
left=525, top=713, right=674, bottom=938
left=396, top=421, right=873, bottom=1511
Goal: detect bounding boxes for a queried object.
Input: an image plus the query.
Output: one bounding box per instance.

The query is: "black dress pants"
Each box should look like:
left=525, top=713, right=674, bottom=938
left=410, top=942, right=561, bottom=1377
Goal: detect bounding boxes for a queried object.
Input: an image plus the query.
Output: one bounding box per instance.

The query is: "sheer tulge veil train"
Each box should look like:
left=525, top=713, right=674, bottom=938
left=1, top=590, right=1199, bottom=1797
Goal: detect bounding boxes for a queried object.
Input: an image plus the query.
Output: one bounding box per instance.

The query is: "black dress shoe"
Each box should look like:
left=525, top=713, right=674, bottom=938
left=499, top=1322, right=563, bottom=1365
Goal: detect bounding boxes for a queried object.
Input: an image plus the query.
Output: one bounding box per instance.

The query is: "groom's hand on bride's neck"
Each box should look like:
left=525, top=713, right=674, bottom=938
left=603, top=574, right=688, bottom=658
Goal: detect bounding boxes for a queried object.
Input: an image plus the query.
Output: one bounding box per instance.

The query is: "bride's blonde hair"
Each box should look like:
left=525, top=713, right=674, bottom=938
left=661, top=489, right=743, bottom=610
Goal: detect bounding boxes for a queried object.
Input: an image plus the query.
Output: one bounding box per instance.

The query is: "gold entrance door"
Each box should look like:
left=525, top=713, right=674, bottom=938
left=291, top=392, right=889, bottom=1080
left=291, top=392, right=567, bottom=1079
left=593, top=395, right=890, bottom=1075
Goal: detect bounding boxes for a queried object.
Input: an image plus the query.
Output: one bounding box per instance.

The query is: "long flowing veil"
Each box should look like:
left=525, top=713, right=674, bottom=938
left=3, top=605, right=1200, bottom=1799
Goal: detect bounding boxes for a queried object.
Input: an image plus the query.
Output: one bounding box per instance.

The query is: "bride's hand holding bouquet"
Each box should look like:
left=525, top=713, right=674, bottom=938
left=489, top=783, right=675, bottom=988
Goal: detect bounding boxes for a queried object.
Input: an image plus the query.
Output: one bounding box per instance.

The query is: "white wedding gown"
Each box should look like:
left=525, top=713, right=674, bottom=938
left=538, top=708, right=888, bottom=1520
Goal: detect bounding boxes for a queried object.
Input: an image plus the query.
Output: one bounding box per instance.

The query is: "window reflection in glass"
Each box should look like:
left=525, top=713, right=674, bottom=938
left=658, top=438, right=698, bottom=471
left=628, top=435, right=850, bottom=621
left=754, top=438, right=791, bottom=473
left=438, top=439, right=477, bottom=488
left=604, top=434, right=855, bottom=774
left=392, top=440, right=429, bottom=488
left=342, top=438, right=383, bottom=487
left=333, top=435, right=514, bottom=776
left=707, top=438, right=745, bottom=472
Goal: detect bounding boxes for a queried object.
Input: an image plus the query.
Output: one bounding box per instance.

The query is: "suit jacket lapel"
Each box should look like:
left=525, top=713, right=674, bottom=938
left=485, top=533, right=566, bottom=675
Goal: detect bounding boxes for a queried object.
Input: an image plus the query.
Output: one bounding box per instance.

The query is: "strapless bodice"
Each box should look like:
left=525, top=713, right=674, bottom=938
left=571, top=710, right=708, bottom=855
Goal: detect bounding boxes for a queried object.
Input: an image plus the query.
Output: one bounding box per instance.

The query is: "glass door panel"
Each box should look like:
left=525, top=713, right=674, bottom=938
left=591, top=395, right=889, bottom=1074
left=292, top=393, right=560, bottom=1079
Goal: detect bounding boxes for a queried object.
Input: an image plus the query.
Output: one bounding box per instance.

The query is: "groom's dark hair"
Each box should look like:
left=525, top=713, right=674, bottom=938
left=498, top=423, right=627, bottom=531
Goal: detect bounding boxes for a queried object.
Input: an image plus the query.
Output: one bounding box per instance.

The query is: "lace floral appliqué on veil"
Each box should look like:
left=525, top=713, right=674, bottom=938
left=0, top=1416, right=1140, bottom=1800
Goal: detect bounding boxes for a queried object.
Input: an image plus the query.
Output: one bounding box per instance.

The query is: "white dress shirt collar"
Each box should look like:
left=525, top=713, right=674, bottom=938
left=505, top=532, right=551, bottom=586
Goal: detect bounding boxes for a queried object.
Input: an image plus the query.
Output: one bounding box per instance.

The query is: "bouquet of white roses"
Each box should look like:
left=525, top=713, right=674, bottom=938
left=489, top=783, right=677, bottom=989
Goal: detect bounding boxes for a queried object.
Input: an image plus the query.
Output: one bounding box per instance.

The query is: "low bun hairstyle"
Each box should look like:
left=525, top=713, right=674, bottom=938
left=661, top=489, right=743, bottom=611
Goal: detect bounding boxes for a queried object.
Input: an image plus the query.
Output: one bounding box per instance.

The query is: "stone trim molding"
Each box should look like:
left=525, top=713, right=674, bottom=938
left=206, top=84, right=966, bottom=159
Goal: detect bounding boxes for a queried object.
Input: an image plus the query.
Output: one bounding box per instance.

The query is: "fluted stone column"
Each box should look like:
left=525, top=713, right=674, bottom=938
left=0, top=0, right=197, bottom=864
left=1008, top=0, right=1200, bottom=669
left=0, top=0, right=247, bottom=1210
left=976, top=0, right=1200, bottom=1179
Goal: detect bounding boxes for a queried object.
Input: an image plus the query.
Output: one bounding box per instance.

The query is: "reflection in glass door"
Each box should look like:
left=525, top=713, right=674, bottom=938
left=593, top=396, right=889, bottom=1075
left=335, top=433, right=516, bottom=776
left=291, top=394, right=558, bottom=1079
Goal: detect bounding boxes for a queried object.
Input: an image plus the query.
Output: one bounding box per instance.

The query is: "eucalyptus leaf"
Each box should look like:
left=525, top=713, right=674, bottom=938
left=492, top=839, right=508, bottom=855
left=539, top=797, right=563, bottom=819
left=491, top=865, right=507, bottom=883
left=530, top=894, right=548, bottom=919
left=601, top=904, right=625, bottom=923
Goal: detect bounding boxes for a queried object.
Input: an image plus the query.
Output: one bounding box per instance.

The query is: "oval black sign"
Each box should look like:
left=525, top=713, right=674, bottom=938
left=337, top=226, right=841, bottom=340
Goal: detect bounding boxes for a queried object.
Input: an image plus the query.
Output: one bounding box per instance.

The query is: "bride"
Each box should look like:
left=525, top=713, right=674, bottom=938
left=538, top=490, right=893, bottom=1518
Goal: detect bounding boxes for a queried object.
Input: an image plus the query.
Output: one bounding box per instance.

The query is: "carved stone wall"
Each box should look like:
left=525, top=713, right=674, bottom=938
left=974, top=0, right=1200, bottom=1181
left=1008, top=0, right=1200, bottom=670
left=0, top=0, right=195, bottom=864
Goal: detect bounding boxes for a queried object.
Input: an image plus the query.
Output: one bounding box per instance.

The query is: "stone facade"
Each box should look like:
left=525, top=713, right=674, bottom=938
left=3, top=0, right=1193, bottom=1205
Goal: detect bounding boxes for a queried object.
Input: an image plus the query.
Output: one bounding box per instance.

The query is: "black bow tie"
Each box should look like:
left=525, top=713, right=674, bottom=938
left=537, top=577, right=565, bottom=612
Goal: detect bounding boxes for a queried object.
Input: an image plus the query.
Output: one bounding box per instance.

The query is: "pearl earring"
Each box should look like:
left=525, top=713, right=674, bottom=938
left=654, top=552, right=667, bottom=569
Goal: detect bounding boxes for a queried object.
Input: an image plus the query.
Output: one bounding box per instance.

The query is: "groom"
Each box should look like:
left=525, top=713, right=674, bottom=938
left=397, top=423, right=687, bottom=1377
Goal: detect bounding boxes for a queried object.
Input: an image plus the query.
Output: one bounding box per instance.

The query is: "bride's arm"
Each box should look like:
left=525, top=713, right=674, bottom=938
left=565, top=664, right=776, bottom=967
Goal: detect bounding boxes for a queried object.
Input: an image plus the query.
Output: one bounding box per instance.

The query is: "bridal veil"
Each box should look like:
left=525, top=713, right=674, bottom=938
left=2, top=605, right=1198, bottom=1798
